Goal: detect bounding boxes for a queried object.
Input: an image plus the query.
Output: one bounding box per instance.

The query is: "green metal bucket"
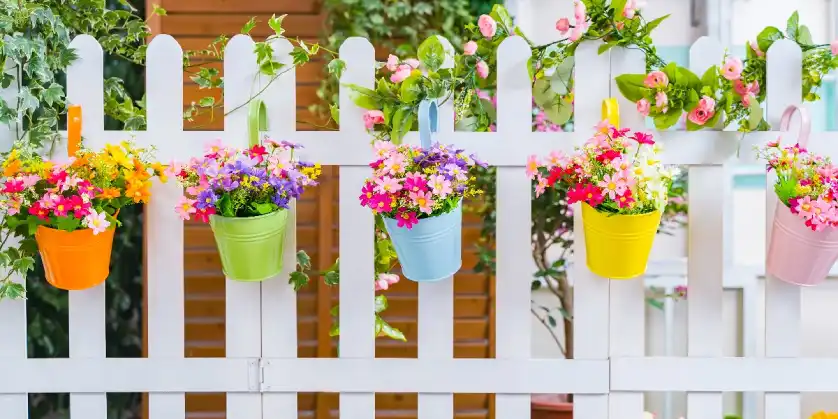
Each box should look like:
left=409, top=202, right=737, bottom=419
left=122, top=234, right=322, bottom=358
left=209, top=210, right=288, bottom=282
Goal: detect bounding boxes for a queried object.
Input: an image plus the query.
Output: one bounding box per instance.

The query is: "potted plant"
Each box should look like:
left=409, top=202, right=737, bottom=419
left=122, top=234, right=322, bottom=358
left=173, top=135, right=320, bottom=282
left=758, top=105, right=838, bottom=286
left=359, top=100, right=485, bottom=282
left=0, top=140, right=165, bottom=291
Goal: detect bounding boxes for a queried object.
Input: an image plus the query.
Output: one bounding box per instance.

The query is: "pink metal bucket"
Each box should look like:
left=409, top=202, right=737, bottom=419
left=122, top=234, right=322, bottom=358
left=765, top=105, right=838, bottom=286
left=766, top=202, right=838, bottom=286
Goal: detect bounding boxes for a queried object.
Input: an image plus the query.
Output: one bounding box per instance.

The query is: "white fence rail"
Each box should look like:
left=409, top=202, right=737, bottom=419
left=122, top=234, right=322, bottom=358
left=0, top=33, right=834, bottom=419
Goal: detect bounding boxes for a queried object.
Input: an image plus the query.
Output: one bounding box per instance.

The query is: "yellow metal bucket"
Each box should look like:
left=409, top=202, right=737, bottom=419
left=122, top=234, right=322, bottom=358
left=581, top=203, right=661, bottom=279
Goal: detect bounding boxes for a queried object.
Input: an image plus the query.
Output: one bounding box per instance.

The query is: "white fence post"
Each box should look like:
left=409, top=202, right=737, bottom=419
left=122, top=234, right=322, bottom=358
left=145, top=34, right=186, bottom=419
left=417, top=36, right=456, bottom=419
left=337, top=36, right=376, bottom=419
left=572, top=40, right=612, bottom=419
left=764, top=39, right=804, bottom=419
left=608, top=46, right=647, bottom=419
left=685, top=36, right=727, bottom=419
left=494, top=35, right=535, bottom=419
left=260, top=37, right=300, bottom=418
left=223, top=34, right=265, bottom=419
left=0, top=46, right=27, bottom=419
left=66, top=34, right=107, bottom=419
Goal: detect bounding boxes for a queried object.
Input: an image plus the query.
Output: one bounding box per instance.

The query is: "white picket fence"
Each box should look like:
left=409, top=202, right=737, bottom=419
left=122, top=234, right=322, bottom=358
left=0, top=32, right=834, bottom=419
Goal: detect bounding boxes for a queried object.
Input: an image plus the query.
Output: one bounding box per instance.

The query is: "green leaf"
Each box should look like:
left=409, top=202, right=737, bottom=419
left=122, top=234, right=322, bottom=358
left=797, top=25, right=813, bottom=45
left=329, top=322, right=340, bottom=337
left=55, top=216, right=81, bottom=232
left=329, top=304, right=339, bottom=317
left=646, top=297, right=664, bottom=310
left=653, top=109, right=682, bottom=130
left=531, top=279, right=541, bottom=290
left=374, top=295, right=388, bottom=313
left=598, top=42, right=617, bottom=55
left=662, top=62, right=678, bottom=84
left=217, top=193, right=234, bottom=217
left=611, top=0, right=628, bottom=20
left=324, top=270, right=339, bottom=285
left=399, top=74, right=423, bottom=103
left=644, top=14, right=669, bottom=33
left=41, top=83, right=63, bottom=106
left=417, top=36, right=445, bottom=72
left=376, top=316, right=407, bottom=341
left=241, top=17, right=257, bottom=34
left=329, top=104, right=340, bottom=124
left=268, top=14, right=286, bottom=36
left=296, top=250, right=312, bottom=270
left=785, top=11, right=799, bottom=39
left=614, top=73, right=648, bottom=102
left=532, top=79, right=554, bottom=107
left=0, top=281, right=26, bottom=300
left=151, top=4, right=167, bottom=16
left=543, top=101, right=572, bottom=126
left=678, top=67, right=701, bottom=90
left=198, top=96, right=215, bottom=108
left=685, top=89, right=699, bottom=110
left=17, top=87, right=39, bottom=115
left=748, top=99, right=763, bottom=130
left=327, top=59, right=346, bottom=79
left=547, top=315, right=557, bottom=327
left=479, top=98, right=496, bottom=122
left=390, top=107, right=414, bottom=143
left=700, top=65, right=718, bottom=88
left=757, top=26, right=784, bottom=53
left=288, top=271, right=309, bottom=291
left=489, top=4, right=514, bottom=32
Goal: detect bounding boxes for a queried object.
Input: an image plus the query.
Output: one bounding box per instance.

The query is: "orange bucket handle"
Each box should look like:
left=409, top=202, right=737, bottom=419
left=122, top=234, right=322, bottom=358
left=67, top=105, right=81, bottom=158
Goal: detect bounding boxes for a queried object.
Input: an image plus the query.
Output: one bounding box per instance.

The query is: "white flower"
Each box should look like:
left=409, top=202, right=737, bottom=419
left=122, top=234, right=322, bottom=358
left=84, top=210, right=111, bottom=235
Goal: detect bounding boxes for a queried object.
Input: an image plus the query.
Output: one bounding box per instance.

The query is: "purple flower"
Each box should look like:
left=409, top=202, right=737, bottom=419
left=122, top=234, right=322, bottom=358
left=195, top=189, right=218, bottom=210
left=272, top=193, right=290, bottom=209
left=221, top=176, right=240, bottom=191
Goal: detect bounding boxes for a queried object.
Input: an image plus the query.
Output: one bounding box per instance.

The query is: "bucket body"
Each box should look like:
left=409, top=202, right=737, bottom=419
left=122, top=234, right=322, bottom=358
left=209, top=210, right=288, bottom=282
left=581, top=203, right=661, bottom=279
left=383, top=203, right=462, bottom=282
left=767, top=202, right=838, bottom=286
left=35, top=224, right=117, bottom=291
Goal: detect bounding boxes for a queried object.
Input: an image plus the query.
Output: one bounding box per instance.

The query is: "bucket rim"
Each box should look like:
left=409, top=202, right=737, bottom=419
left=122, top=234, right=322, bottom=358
left=582, top=202, right=661, bottom=218
left=381, top=199, right=463, bottom=222
left=210, top=209, right=287, bottom=222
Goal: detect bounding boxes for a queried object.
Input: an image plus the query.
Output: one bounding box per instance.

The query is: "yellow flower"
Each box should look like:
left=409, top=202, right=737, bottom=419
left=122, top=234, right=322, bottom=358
left=3, top=158, right=21, bottom=177
left=105, top=143, right=132, bottom=168
left=809, top=412, right=838, bottom=419
left=99, top=188, right=121, bottom=200
left=125, top=179, right=152, bottom=203
left=151, top=162, right=167, bottom=183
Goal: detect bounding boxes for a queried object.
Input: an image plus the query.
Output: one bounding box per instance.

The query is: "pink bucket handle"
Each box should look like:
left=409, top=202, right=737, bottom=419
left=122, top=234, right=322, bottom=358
left=779, top=105, right=811, bottom=148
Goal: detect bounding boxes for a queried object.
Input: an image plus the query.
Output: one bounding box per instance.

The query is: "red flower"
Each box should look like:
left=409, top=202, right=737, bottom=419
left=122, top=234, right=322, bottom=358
left=616, top=189, right=635, bottom=208
left=610, top=127, right=631, bottom=138
left=631, top=132, right=655, bottom=145
left=48, top=170, right=67, bottom=185
left=28, top=202, right=49, bottom=220
left=68, top=195, right=91, bottom=218
left=583, top=184, right=604, bottom=207
left=567, top=183, right=589, bottom=204
left=595, top=149, right=621, bottom=163
left=546, top=167, right=564, bottom=186
left=247, top=144, right=268, bottom=163
left=3, top=178, right=24, bottom=193
left=195, top=206, right=216, bottom=223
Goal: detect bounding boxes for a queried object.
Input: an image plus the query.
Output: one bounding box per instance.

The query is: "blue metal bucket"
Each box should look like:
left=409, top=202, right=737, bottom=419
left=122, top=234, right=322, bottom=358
left=383, top=202, right=463, bottom=282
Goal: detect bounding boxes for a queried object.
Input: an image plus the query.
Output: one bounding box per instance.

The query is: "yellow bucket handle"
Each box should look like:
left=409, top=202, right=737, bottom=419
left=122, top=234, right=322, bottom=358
left=601, top=98, right=620, bottom=129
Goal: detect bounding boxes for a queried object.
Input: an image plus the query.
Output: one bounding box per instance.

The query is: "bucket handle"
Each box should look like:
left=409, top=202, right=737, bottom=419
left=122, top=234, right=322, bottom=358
left=418, top=99, right=438, bottom=150
left=68, top=104, right=81, bottom=158
left=248, top=99, right=268, bottom=148
left=602, top=97, right=620, bottom=129
left=779, top=104, right=811, bottom=148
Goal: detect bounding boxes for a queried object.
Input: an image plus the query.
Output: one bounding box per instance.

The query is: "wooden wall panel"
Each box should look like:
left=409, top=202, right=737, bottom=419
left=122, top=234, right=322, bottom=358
left=145, top=1, right=494, bottom=419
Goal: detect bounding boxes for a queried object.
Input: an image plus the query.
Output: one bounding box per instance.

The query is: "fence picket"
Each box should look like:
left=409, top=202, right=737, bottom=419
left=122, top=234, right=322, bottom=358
left=417, top=35, right=456, bottom=419
left=685, top=36, right=727, bottom=419
left=145, top=34, right=187, bottom=419
left=572, top=41, right=612, bottom=419
left=260, top=37, right=300, bottom=418
left=337, top=36, right=377, bottom=419
left=223, top=34, right=265, bottom=419
left=0, top=53, right=27, bottom=419
left=764, top=39, right=804, bottom=419
left=66, top=34, right=107, bottom=419
left=608, top=46, right=647, bottom=419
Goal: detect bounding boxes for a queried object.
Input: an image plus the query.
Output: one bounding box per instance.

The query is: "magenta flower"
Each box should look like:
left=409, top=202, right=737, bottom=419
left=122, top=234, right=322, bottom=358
left=396, top=209, right=419, bottom=229
left=404, top=172, right=428, bottom=193
left=359, top=182, right=376, bottom=207
left=371, top=194, right=394, bottom=213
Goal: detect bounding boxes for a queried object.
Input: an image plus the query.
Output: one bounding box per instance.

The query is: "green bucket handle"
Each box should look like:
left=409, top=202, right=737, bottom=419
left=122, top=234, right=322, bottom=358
left=248, top=99, right=268, bottom=147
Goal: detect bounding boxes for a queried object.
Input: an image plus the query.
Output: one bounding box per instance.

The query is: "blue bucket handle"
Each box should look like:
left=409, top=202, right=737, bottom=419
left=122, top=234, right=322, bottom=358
left=418, top=99, right=438, bottom=150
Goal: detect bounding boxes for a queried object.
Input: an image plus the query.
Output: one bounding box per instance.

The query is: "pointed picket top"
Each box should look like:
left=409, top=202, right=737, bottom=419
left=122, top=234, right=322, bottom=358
left=66, top=34, right=104, bottom=158
left=338, top=37, right=375, bottom=137
left=223, top=35, right=258, bottom=150
left=264, top=37, right=297, bottom=137
left=146, top=35, right=184, bottom=159
left=610, top=46, right=646, bottom=130
left=766, top=39, right=803, bottom=127
left=574, top=41, right=611, bottom=139
left=495, top=35, right=531, bottom=135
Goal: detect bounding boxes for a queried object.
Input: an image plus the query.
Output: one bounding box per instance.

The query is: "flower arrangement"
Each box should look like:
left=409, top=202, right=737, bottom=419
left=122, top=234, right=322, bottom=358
left=173, top=138, right=320, bottom=282
left=173, top=139, right=320, bottom=221
left=360, top=140, right=485, bottom=228
left=0, top=140, right=165, bottom=293
left=757, top=139, right=838, bottom=232
left=531, top=121, right=675, bottom=279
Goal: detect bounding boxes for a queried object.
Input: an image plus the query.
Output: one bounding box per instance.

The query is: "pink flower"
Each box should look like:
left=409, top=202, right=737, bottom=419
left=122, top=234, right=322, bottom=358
left=734, top=79, right=760, bottom=97
left=52, top=197, right=71, bottom=217
left=373, top=140, right=396, bottom=158
left=203, top=138, right=225, bottom=157
left=749, top=41, right=764, bottom=58
left=570, top=24, right=586, bottom=42
left=396, top=208, right=419, bottom=229
left=410, top=190, right=435, bottom=214
left=404, top=172, right=428, bottom=193
left=374, top=176, right=403, bottom=194
left=375, top=273, right=400, bottom=291
left=175, top=196, right=197, bottom=221
left=21, top=174, right=39, bottom=189
left=371, top=194, right=395, bottom=213
left=611, top=157, right=631, bottom=172
left=832, top=39, right=838, bottom=56
left=84, top=210, right=111, bottom=235
left=476, top=60, right=489, bottom=79
left=643, top=71, right=668, bottom=89
left=631, top=131, right=655, bottom=145
left=574, top=0, right=586, bottom=22
left=622, top=0, right=636, bottom=19
left=721, top=57, right=743, bottom=80
left=383, top=152, right=407, bottom=175
left=390, top=64, right=412, bottom=83
left=535, top=174, right=549, bottom=197
left=742, top=93, right=755, bottom=107
left=359, top=182, right=376, bottom=207
left=655, top=91, right=668, bottom=111
left=598, top=173, right=626, bottom=200
left=478, top=15, right=497, bottom=38
left=386, top=54, right=400, bottom=72
left=546, top=150, right=569, bottom=168
left=363, top=110, right=385, bottom=130
left=404, top=58, right=420, bottom=69
left=463, top=41, right=478, bottom=56
left=636, top=98, right=650, bottom=116
left=687, top=96, right=716, bottom=126
left=555, top=18, right=570, bottom=33
left=526, top=155, right=540, bottom=179
left=428, top=174, right=453, bottom=198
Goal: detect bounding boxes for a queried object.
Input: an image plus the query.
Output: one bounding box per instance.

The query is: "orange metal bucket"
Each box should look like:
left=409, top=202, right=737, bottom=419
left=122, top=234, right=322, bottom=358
left=35, top=221, right=117, bottom=291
